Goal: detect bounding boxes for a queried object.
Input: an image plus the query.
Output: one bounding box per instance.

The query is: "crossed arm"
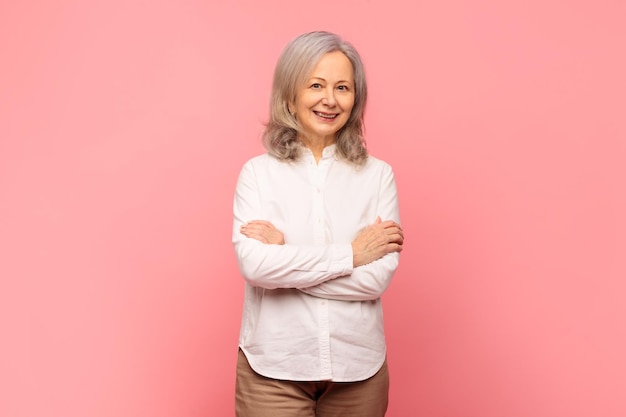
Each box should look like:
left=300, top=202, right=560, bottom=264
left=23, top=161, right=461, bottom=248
left=232, top=160, right=403, bottom=301
left=241, top=217, right=403, bottom=269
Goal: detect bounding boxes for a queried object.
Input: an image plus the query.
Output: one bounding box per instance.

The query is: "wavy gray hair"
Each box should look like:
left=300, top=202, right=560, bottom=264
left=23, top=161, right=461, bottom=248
left=262, top=31, right=368, bottom=165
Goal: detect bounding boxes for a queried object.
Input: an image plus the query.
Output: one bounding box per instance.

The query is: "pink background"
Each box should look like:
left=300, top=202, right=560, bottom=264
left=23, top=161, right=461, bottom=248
left=1, top=1, right=625, bottom=416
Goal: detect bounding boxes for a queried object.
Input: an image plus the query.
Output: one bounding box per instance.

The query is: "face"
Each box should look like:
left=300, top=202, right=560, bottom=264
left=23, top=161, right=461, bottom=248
left=291, top=51, right=355, bottom=146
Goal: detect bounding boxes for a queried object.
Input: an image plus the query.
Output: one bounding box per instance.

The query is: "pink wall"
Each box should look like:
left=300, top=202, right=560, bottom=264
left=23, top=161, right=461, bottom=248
left=1, top=1, right=624, bottom=416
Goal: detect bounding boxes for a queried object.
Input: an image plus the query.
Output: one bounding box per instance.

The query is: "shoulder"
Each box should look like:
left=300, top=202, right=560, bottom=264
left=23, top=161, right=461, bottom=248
left=360, top=154, right=395, bottom=175
left=242, top=153, right=273, bottom=166
left=238, top=152, right=300, bottom=178
left=364, top=154, right=392, bottom=168
left=240, top=153, right=279, bottom=171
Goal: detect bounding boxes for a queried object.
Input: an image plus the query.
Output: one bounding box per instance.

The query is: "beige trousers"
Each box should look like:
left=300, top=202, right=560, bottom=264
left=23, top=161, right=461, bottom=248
left=235, top=349, right=389, bottom=417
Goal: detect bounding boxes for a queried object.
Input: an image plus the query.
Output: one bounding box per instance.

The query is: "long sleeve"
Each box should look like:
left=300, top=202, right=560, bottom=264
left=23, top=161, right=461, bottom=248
left=232, top=157, right=354, bottom=289
left=299, top=254, right=399, bottom=301
left=298, top=163, right=401, bottom=301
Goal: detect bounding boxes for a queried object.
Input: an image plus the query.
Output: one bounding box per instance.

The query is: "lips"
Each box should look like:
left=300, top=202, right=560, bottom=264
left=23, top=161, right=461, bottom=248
left=314, top=111, right=338, bottom=120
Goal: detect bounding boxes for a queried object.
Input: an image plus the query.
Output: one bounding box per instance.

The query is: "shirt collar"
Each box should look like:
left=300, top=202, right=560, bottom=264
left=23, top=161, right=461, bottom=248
left=322, top=144, right=337, bottom=160
left=301, top=143, right=338, bottom=160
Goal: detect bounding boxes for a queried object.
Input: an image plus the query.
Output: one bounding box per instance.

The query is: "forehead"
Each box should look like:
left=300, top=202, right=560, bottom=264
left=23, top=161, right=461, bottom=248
left=306, top=51, right=354, bottom=81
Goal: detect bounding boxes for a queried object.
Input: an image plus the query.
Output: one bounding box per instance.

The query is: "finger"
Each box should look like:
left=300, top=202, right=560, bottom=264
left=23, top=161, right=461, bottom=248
left=244, top=223, right=270, bottom=232
left=240, top=226, right=263, bottom=238
left=387, top=242, right=403, bottom=252
left=241, top=225, right=258, bottom=235
left=241, top=229, right=259, bottom=240
left=383, top=226, right=397, bottom=237
left=244, top=232, right=269, bottom=244
left=380, top=220, right=400, bottom=228
left=381, top=226, right=401, bottom=237
left=384, top=229, right=403, bottom=243
left=245, top=220, right=274, bottom=228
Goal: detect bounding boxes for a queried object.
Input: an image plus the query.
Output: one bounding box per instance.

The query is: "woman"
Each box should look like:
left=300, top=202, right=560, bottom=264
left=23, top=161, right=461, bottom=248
left=232, top=31, right=404, bottom=417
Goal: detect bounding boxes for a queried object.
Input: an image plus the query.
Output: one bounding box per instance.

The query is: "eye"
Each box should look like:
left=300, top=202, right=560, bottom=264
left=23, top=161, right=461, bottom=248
left=337, top=85, right=350, bottom=91
left=311, top=83, right=322, bottom=89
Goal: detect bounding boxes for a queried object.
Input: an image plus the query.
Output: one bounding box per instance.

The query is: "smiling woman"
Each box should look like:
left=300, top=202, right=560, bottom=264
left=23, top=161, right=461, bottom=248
left=262, top=31, right=369, bottom=166
left=290, top=51, right=355, bottom=156
left=232, top=31, right=404, bottom=417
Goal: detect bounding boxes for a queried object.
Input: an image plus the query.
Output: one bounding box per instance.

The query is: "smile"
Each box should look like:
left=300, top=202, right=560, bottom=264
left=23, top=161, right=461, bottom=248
left=314, top=111, right=338, bottom=120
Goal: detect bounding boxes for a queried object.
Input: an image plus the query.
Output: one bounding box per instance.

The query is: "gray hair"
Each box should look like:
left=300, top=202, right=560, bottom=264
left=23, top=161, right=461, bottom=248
left=262, top=31, right=368, bottom=165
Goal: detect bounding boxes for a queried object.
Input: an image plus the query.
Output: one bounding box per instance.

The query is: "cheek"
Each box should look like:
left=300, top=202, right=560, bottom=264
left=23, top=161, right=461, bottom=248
left=340, top=96, right=355, bottom=112
left=342, top=105, right=355, bottom=121
left=298, top=96, right=318, bottom=111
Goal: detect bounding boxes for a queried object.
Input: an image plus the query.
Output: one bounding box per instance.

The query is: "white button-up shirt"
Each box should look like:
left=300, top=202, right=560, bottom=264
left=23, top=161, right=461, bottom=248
left=232, top=145, right=400, bottom=382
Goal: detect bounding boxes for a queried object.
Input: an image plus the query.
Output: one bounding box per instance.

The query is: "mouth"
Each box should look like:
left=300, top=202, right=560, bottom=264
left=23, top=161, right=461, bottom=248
left=313, top=111, right=339, bottom=120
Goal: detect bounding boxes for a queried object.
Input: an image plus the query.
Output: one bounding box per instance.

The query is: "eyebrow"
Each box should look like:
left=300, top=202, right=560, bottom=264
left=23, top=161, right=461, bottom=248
left=309, top=77, right=353, bottom=84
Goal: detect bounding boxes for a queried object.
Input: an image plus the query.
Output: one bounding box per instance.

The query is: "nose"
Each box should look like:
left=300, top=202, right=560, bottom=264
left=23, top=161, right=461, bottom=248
left=322, top=87, right=336, bottom=107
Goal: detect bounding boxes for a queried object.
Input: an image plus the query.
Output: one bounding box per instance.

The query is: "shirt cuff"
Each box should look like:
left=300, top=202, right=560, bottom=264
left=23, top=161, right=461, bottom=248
left=329, top=243, right=354, bottom=276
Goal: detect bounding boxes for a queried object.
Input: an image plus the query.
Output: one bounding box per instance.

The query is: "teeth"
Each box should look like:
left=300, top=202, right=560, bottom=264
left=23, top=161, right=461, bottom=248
left=315, top=111, right=337, bottom=119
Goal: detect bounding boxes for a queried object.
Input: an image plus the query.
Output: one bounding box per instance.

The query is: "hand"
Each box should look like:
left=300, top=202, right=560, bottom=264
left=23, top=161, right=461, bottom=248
left=351, top=217, right=404, bottom=267
left=240, top=220, right=285, bottom=245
